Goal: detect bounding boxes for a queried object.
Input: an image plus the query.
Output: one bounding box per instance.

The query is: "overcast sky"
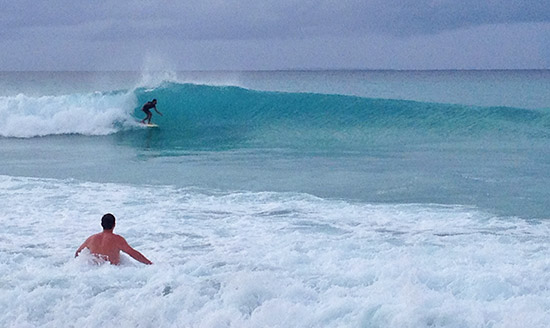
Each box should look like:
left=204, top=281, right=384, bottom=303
left=1, top=0, right=549, bottom=70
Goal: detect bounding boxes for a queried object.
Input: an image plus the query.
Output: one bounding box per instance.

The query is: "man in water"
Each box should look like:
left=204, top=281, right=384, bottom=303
left=140, top=98, right=162, bottom=124
left=75, top=213, right=153, bottom=265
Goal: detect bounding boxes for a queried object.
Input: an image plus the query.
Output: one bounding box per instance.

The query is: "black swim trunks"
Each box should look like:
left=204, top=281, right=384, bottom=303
left=142, top=102, right=156, bottom=113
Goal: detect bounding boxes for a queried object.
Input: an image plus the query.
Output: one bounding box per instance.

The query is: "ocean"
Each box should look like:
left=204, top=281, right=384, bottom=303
left=1, top=70, right=549, bottom=327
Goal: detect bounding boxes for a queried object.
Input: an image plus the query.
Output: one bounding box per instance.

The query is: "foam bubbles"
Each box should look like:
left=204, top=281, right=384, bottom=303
left=0, top=91, right=137, bottom=138
left=0, top=175, right=549, bottom=327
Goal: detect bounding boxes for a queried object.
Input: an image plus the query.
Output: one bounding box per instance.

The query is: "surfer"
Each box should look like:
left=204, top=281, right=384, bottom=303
left=140, top=99, right=162, bottom=124
left=75, top=213, right=153, bottom=265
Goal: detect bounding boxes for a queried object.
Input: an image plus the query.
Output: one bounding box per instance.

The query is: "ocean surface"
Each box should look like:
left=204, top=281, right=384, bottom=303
left=1, top=70, right=549, bottom=327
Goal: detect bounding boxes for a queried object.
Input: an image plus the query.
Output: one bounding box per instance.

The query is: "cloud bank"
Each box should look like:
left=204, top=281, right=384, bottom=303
left=1, top=1, right=549, bottom=70
left=3, top=0, right=550, bottom=41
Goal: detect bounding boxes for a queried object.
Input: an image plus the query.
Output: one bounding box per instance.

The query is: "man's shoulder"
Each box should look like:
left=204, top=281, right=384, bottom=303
left=112, top=233, right=128, bottom=243
left=89, top=232, right=123, bottom=240
left=87, top=232, right=102, bottom=240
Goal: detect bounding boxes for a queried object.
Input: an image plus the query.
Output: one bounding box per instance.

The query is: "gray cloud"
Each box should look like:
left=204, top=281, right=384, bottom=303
left=1, top=0, right=549, bottom=70
left=2, top=0, right=550, bottom=42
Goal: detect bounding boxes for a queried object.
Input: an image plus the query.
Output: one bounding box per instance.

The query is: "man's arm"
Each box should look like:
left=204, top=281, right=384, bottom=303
left=154, top=106, right=163, bottom=116
left=118, top=236, right=153, bottom=265
left=75, top=237, right=91, bottom=257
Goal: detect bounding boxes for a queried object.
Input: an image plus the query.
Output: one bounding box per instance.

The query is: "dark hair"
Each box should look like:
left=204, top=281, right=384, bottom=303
left=101, top=213, right=116, bottom=230
left=152, top=98, right=157, bottom=102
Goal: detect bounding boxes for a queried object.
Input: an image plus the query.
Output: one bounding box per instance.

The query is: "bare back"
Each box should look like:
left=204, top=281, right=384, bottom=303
left=84, top=232, right=125, bottom=264
left=76, top=230, right=152, bottom=265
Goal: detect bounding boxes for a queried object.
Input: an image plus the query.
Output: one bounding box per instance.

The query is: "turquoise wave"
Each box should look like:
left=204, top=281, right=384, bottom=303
left=129, top=82, right=550, bottom=150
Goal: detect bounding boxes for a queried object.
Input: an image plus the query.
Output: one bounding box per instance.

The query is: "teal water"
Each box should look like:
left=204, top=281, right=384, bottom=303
left=130, top=82, right=550, bottom=150
left=2, top=71, right=550, bottom=327
left=1, top=71, right=549, bottom=218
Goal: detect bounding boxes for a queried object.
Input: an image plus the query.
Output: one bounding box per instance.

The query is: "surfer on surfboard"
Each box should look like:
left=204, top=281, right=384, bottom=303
left=140, top=99, right=162, bottom=124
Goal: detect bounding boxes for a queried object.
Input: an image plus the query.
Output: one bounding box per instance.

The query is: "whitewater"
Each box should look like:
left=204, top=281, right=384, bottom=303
left=1, top=70, right=550, bottom=327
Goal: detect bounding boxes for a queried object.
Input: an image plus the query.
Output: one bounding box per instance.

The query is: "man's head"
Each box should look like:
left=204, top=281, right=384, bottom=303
left=101, top=213, right=116, bottom=230
left=152, top=99, right=157, bottom=104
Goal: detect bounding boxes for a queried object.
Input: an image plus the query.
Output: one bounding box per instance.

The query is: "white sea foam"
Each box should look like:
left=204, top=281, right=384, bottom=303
left=0, top=91, right=138, bottom=138
left=0, top=175, right=549, bottom=327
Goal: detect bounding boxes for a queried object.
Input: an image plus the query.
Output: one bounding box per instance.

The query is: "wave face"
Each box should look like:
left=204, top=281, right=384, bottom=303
left=132, top=82, right=550, bottom=150
left=3, top=81, right=550, bottom=149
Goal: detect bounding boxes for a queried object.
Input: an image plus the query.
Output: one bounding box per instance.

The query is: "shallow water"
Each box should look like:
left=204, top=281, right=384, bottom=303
left=1, top=176, right=549, bottom=327
left=1, top=70, right=550, bottom=327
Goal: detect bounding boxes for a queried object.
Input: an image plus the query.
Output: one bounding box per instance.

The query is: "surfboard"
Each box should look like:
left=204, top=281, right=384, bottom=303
left=139, top=122, right=159, bottom=128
